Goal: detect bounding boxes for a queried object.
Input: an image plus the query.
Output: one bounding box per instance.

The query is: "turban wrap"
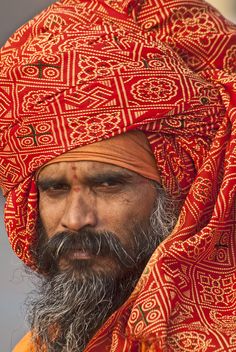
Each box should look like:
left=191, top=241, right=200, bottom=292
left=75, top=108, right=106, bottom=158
left=0, top=0, right=236, bottom=351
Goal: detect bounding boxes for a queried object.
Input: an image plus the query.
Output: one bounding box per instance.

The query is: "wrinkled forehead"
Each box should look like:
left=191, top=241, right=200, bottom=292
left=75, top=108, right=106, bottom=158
left=37, top=159, right=136, bottom=182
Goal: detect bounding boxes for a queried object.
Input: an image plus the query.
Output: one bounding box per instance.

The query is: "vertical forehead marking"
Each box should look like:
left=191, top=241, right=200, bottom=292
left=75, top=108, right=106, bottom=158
left=70, top=162, right=81, bottom=192
left=71, top=161, right=79, bottom=183
left=71, top=162, right=77, bottom=172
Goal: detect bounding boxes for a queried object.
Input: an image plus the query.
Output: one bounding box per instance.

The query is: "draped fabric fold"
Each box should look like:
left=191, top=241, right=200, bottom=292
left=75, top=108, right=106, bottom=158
left=0, top=0, right=235, bottom=351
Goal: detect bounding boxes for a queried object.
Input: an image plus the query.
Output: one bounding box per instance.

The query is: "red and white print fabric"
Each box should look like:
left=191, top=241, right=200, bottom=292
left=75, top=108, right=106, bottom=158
left=0, top=0, right=236, bottom=350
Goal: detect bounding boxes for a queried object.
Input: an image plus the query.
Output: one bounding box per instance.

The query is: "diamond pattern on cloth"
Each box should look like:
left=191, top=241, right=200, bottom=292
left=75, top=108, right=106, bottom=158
left=0, top=0, right=236, bottom=351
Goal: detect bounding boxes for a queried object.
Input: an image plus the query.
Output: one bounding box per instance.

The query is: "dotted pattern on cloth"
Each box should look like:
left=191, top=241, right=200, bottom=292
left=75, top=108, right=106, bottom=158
left=0, top=0, right=236, bottom=351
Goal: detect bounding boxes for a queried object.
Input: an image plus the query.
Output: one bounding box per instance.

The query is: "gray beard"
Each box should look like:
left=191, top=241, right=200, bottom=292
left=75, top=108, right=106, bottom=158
left=26, top=183, right=178, bottom=351
left=27, top=270, right=136, bottom=352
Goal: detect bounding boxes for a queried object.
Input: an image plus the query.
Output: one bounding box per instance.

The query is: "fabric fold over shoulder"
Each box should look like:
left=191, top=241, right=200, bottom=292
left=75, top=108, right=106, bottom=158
left=13, top=332, right=35, bottom=352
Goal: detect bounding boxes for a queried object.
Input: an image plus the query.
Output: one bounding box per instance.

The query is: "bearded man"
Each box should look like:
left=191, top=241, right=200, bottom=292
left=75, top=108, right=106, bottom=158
left=0, top=0, right=235, bottom=351
left=25, top=131, right=180, bottom=351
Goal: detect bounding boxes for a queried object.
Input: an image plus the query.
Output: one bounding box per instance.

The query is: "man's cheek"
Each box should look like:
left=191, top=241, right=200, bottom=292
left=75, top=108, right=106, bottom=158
left=39, top=201, right=62, bottom=238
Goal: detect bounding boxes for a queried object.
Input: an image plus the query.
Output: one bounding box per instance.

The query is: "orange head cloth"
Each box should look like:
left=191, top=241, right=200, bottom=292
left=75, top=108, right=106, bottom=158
left=0, top=0, right=236, bottom=351
left=38, top=131, right=161, bottom=183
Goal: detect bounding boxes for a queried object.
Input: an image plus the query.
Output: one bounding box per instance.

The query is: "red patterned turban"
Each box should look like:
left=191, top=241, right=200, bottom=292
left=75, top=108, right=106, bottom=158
left=1, top=0, right=236, bottom=350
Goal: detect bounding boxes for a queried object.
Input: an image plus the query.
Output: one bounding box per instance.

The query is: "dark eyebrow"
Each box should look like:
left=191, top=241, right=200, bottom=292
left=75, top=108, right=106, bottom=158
left=36, top=178, right=68, bottom=190
left=36, top=170, right=134, bottom=190
left=86, top=171, right=134, bottom=184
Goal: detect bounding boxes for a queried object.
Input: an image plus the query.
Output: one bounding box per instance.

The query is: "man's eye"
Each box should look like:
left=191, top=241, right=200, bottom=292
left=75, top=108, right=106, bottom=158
left=94, top=179, right=125, bottom=190
left=99, top=181, right=119, bottom=187
left=49, top=185, right=68, bottom=191
left=39, top=183, right=69, bottom=193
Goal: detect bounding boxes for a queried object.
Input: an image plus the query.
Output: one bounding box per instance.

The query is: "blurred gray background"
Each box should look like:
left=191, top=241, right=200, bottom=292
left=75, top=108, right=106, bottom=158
left=0, top=0, right=235, bottom=351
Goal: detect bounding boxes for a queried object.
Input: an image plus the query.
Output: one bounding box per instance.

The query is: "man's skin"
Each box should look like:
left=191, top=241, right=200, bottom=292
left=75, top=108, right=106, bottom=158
left=37, top=160, right=157, bottom=274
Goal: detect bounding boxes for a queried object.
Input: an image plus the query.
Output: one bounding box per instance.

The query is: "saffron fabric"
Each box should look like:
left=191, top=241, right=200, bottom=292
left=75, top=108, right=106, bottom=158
left=13, top=332, right=35, bottom=352
left=0, top=0, right=235, bottom=351
left=37, top=131, right=161, bottom=183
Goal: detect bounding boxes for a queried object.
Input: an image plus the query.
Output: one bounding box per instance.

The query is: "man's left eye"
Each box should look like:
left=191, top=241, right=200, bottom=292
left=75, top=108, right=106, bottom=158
left=91, top=174, right=130, bottom=191
left=100, top=181, right=120, bottom=187
left=94, top=179, right=125, bottom=189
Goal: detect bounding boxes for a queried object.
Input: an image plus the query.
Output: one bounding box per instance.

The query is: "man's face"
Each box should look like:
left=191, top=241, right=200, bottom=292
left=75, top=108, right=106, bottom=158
left=37, top=160, right=157, bottom=276
left=30, top=161, right=176, bottom=351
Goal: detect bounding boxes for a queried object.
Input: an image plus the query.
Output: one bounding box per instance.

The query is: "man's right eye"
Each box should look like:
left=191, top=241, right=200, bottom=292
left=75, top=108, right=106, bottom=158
left=38, top=182, right=69, bottom=194
left=48, top=184, right=69, bottom=191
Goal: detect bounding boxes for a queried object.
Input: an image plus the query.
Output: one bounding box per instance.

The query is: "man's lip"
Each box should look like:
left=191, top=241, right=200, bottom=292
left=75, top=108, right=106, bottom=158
left=69, top=250, right=93, bottom=260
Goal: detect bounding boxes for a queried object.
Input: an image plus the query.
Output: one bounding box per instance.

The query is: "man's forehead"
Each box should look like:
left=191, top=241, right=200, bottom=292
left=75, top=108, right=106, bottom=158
left=36, top=132, right=160, bottom=184
left=38, top=160, right=135, bottom=181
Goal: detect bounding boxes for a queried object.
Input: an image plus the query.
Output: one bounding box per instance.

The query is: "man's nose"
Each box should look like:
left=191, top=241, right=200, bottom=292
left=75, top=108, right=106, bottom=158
left=61, top=189, right=97, bottom=231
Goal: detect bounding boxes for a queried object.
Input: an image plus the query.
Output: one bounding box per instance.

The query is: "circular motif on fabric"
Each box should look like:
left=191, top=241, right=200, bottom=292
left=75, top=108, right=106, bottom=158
left=44, top=67, right=60, bottom=79
left=126, top=60, right=146, bottom=70
left=16, top=123, right=53, bottom=147
left=163, top=117, right=184, bottom=129
left=37, top=124, right=50, bottom=134
left=43, top=55, right=60, bottom=65
left=21, top=58, right=60, bottom=79
left=129, top=307, right=147, bottom=335
left=214, top=248, right=228, bottom=263
left=21, top=137, right=34, bottom=147
left=141, top=297, right=157, bottom=311
left=129, top=307, right=139, bottom=323
left=22, top=65, right=39, bottom=77
left=145, top=53, right=167, bottom=70
left=38, top=134, right=53, bottom=145
left=131, top=78, right=178, bottom=102
left=141, top=18, right=157, bottom=30
left=17, top=126, right=32, bottom=135
left=146, top=309, right=161, bottom=323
